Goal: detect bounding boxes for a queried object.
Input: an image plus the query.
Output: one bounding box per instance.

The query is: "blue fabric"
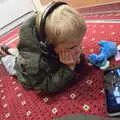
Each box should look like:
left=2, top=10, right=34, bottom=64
left=88, top=40, right=117, bottom=67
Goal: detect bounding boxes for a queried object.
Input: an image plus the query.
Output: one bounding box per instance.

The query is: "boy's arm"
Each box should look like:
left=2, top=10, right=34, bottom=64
left=41, top=66, right=73, bottom=94
left=18, top=15, right=41, bottom=53
left=15, top=51, right=74, bottom=94
left=35, top=54, right=74, bottom=94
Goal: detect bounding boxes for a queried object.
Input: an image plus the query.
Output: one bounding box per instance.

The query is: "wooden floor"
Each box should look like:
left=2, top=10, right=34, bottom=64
left=40, top=0, right=120, bottom=8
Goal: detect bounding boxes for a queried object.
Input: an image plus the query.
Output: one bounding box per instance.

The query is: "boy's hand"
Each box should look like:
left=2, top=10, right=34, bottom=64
left=59, top=48, right=77, bottom=70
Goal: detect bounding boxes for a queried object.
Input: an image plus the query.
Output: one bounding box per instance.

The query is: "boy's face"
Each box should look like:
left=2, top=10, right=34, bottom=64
left=55, top=39, right=82, bottom=64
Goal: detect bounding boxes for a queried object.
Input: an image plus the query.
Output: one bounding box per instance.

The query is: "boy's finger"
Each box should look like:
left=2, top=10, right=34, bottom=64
left=61, top=48, right=65, bottom=58
left=62, top=49, right=69, bottom=60
left=59, top=52, right=63, bottom=61
left=65, top=52, right=69, bottom=58
left=67, top=53, right=74, bottom=64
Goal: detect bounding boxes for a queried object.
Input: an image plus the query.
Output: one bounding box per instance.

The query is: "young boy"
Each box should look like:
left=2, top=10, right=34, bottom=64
left=0, top=1, right=86, bottom=94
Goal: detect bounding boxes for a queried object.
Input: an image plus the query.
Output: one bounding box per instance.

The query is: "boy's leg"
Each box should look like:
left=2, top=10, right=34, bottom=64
left=0, top=45, right=18, bottom=76
left=1, top=55, right=17, bottom=76
left=0, top=44, right=10, bottom=55
left=32, top=0, right=43, bottom=12
left=0, top=44, right=19, bottom=56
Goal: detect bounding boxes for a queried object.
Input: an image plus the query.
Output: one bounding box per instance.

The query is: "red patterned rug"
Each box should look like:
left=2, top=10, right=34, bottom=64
left=78, top=2, right=120, bottom=20
left=83, top=13, right=120, bottom=20
left=77, top=2, right=120, bottom=14
left=0, top=5, right=120, bottom=120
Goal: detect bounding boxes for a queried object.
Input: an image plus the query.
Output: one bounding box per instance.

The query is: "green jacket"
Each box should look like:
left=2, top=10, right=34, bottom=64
left=15, top=15, right=85, bottom=94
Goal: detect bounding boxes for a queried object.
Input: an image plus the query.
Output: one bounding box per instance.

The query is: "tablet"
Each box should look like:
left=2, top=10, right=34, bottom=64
left=104, top=68, right=120, bottom=116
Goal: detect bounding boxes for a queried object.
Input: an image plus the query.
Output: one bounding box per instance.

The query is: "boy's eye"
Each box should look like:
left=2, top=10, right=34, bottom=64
left=69, top=47, right=75, bottom=50
left=68, top=45, right=78, bottom=50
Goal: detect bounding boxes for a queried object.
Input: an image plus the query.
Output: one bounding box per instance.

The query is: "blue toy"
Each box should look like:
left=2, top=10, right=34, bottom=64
left=88, top=40, right=117, bottom=70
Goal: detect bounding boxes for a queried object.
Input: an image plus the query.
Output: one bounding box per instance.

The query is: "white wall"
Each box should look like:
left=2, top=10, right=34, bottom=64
left=0, top=0, right=35, bottom=29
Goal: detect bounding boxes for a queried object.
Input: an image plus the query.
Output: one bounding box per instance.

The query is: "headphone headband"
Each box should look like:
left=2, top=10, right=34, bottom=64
left=39, top=1, right=67, bottom=42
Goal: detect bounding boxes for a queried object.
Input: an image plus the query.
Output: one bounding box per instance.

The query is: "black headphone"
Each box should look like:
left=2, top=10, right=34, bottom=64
left=39, top=1, right=67, bottom=43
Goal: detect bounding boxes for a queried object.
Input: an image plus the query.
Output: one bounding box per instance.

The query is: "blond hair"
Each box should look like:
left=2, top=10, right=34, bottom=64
left=36, top=4, right=86, bottom=47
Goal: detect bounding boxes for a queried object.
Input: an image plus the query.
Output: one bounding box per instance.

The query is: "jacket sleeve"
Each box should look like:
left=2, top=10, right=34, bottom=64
left=15, top=51, right=74, bottom=94
left=34, top=54, right=74, bottom=94
left=17, top=15, right=41, bottom=53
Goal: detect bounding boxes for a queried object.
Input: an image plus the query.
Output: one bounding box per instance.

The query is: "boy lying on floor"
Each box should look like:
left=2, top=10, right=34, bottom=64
left=0, top=1, right=86, bottom=94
